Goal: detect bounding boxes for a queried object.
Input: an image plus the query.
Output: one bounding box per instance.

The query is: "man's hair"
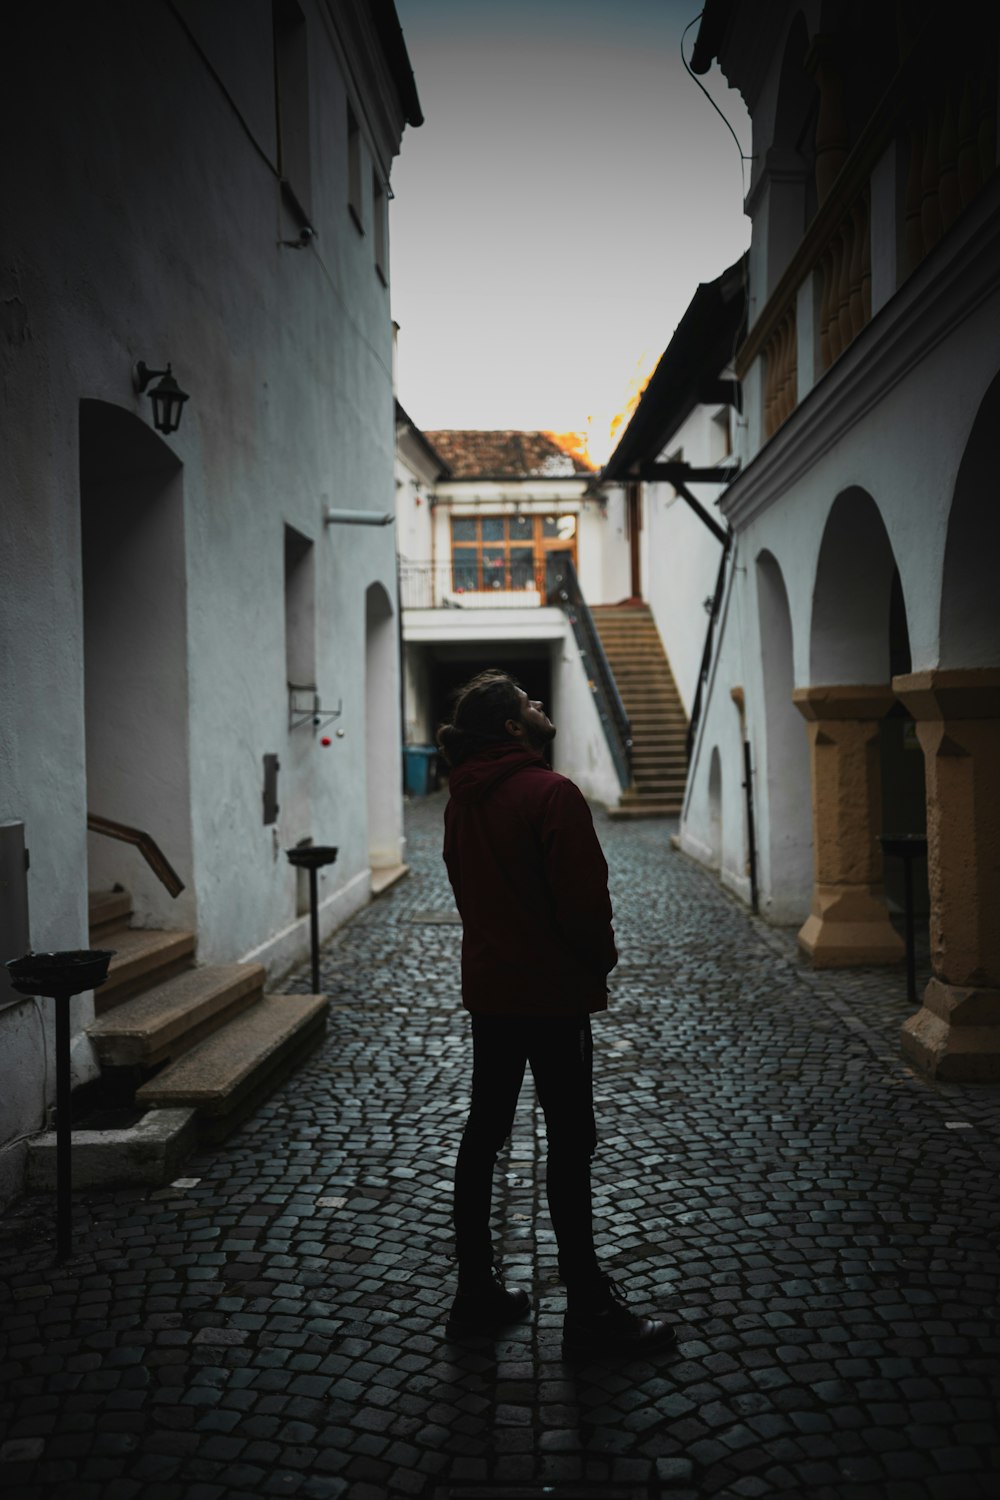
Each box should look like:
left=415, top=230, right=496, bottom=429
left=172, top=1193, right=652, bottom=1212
left=436, top=670, right=522, bottom=767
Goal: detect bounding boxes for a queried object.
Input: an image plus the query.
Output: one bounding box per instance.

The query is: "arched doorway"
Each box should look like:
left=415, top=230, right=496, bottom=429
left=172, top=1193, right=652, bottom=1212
left=80, top=400, right=194, bottom=929
left=795, top=487, right=906, bottom=966
left=365, top=580, right=402, bottom=872
left=756, top=550, right=811, bottom=921
left=894, top=369, right=1000, bottom=1078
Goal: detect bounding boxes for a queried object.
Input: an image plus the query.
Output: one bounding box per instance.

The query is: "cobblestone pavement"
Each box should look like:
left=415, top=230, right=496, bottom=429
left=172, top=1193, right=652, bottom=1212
left=2, top=792, right=999, bottom=1500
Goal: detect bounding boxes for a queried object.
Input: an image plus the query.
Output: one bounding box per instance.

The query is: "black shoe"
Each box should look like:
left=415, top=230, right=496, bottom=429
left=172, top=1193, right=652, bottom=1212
left=446, top=1267, right=531, bottom=1336
left=562, top=1274, right=677, bottom=1356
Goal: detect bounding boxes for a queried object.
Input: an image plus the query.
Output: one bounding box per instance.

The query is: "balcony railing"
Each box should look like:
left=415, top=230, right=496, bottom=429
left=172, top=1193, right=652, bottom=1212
left=400, top=561, right=555, bottom=610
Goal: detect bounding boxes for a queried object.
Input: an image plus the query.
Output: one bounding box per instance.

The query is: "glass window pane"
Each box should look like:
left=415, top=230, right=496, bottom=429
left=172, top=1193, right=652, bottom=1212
left=509, top=515, right=533, bottom=542
left=542, top=514, right=576, bottom=539
left=481, top=517, right=504, bottom=542
left=452, top=553, right=478, bottom=591
left=452, top=518, right=477, bottom=542
left=510, top=548, right=534, bottom=588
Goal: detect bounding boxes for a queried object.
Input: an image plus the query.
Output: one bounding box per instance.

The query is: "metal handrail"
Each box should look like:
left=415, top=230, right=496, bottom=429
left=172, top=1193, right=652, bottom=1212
left=399, top=560, right=549, bottom=609
left=87, top=813, right=185, bottom=898
left=686, top=533, right=732, bottom=764
left=547, top=560, right=633, bottom=790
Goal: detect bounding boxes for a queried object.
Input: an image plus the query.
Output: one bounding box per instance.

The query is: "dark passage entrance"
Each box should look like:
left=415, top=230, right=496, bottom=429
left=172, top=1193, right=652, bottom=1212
left=429, top=646, right=552, bottom=748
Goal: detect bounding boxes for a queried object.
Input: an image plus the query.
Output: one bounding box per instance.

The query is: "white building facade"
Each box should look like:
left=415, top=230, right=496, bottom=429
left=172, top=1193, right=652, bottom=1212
left=0, top=0, right=421, bottom=1202
left=679, top=0, right=1000, bottom=1077
left=393, top=428, right=632, bottom=807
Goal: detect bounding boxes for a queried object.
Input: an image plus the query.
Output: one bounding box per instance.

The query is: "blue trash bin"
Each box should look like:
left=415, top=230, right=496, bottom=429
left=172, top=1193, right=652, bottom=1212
left=403, top=745, right=437, bottom=797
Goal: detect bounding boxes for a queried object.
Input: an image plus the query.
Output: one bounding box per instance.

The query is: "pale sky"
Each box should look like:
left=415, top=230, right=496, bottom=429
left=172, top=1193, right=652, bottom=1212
left=389, top=0, right=752, bottom=464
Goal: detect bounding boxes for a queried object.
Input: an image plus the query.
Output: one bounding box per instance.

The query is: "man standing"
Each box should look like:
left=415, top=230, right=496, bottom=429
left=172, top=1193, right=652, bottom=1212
left=437, top=669, right=675, bottom=1355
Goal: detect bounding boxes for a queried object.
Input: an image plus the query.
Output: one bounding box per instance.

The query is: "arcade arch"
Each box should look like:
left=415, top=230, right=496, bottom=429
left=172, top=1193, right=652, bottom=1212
left=79, top=400, right=194, bottom=930
left=794, top=487, right=906, bottom=966
left=365, top=580, right=401, bottom=872
left=755, top=550, right=811, bottom=920
left=893, top=368, right=1000, bottom=1077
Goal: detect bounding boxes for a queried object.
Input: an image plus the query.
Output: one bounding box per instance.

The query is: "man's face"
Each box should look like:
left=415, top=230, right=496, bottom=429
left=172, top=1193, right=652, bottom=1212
left=509, top=687, right=556, bottom=749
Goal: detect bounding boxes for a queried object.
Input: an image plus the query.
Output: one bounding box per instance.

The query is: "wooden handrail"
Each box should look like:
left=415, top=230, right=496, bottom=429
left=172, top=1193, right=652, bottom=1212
left=87, top=813, right=185, bottom=898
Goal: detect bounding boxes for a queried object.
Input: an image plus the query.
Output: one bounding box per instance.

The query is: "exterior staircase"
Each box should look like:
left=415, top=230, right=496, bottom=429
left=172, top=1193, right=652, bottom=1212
left=590, top=603, right=689, bottom=818
left=85, top=888, right=328, bottom=1146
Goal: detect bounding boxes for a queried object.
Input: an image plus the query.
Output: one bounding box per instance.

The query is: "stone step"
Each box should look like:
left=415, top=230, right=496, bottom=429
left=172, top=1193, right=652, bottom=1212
left=608, top=800, right=682, bottom=819
left=135, top=992, right=329, bottom=1141
left=371, top=864, right=409, bottom=898
left=88, top=963, right=267, bottom=1069
left=88, top=888, right=133, bottom=940
left=97, top=928, right=196, bottom=1014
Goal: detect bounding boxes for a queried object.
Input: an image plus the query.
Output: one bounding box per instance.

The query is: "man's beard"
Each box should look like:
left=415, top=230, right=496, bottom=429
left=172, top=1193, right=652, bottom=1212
left=524, top=722, right=556, bottom=751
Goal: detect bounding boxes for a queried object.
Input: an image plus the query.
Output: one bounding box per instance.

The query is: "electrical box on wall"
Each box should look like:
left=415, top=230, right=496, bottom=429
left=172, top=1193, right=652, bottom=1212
left=262, top=755, right=280, bottom=826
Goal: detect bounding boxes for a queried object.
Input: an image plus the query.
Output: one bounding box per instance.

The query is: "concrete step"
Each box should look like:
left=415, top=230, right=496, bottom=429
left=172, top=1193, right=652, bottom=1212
left=608, top=800, right=682, bottom=819
left=97, top=928, right=196, bottom=1015
left=89, top=888, right=132, bottom=940
left=88, top=963, right=266, bottom=1069
left=135, top=992, right=329, bottom=1142
left=371, top=864, right=409, bottom=898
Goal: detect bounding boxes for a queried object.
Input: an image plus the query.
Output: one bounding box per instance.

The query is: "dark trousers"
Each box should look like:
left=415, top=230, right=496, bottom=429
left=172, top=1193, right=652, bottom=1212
left=453, top=1013, right=600, bottom=1287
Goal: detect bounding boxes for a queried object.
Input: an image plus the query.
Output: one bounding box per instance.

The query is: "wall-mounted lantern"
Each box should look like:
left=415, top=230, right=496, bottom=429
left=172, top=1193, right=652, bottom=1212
left=132, top=361, right=190, bottom=435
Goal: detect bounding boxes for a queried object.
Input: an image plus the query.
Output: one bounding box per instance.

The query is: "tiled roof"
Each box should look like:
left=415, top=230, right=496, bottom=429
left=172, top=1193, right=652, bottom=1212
left=423, top=430, right=594, bottom=479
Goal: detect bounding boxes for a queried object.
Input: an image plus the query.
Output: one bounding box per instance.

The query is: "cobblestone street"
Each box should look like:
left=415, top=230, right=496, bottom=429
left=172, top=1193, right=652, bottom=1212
left=2, top=793, right=999, bottom=1500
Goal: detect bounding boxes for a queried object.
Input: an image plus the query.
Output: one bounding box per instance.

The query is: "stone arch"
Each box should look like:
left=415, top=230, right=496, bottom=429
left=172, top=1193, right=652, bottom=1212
left=939, top=368, right=1000, bottom=669
left=756, top=549, right=812, bottom=920
left=79, top=399, right=195, bottom=929
left=365, top=580, right=402, bottom=871
left=797, top=486, right=905, bottom=967
left=810, top=486, right=902, bottom=685
left=891, top=367, right=1000, bottom=1079
left=707, top=746, right=722, bottom=871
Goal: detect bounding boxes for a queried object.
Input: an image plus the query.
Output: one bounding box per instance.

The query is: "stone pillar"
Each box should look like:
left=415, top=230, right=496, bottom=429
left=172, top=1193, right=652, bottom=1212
left=793, top=685, right=904, bottom=967
left=893, top=669, right=1000, bottom=1079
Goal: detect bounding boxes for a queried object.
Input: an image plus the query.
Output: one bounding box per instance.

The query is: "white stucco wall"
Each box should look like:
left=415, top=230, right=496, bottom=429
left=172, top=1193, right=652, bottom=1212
left=0, top=0, right=413, bottom=1195
left=550, top=635, right=624, bottom=809
left=681, top=198, right=1000, bottom=923
left=577, top=488, right=631, bottom=606
left=640, top=406, right=733, bottom=714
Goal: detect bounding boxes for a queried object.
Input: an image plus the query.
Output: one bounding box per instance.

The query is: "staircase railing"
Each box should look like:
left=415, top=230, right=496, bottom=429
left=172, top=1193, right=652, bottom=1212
left=686, top=532, right=732, bottom=764
left=547, top=561, right=633, bottom=790
left=87, top=813, right=185, bottom=898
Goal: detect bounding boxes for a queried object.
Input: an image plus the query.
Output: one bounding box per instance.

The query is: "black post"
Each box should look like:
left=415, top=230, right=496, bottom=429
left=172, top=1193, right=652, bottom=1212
left=309, top=866, right=320, bottom=995
left=903, top=852, right=917, bottom=1004
left=54, top=991, right=72, bottom=1262
left=877, top=836, right=927, bottom=1004
left=743, top=739, right=759, bottom=915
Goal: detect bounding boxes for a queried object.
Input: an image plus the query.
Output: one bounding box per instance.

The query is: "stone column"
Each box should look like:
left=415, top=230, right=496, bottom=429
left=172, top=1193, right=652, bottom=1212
left=793, top=685, right=904, bottom=967
left=893, top=668, right=1000, bottom=1079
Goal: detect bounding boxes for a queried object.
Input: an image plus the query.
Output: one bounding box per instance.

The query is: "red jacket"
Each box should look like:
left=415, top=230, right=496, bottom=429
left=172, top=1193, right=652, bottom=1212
left=442, top=742, right=617, bottom=1016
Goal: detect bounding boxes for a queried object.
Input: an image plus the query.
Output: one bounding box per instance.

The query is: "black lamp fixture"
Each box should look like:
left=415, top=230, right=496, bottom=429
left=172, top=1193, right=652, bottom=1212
left=132, top=360, right=190, bottom=435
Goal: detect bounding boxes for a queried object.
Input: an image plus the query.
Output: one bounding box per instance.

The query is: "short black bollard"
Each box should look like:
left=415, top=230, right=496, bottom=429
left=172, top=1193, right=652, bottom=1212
left=878, top=835, right=928, bottom=1005
left=286, top=846, right=339, bottom=994
left=5, top=949, right=115, bottom=1262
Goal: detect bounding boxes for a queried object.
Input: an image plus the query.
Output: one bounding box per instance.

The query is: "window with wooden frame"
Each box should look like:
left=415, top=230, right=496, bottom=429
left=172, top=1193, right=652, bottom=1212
left=450, top=514, right=578, bottom=593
